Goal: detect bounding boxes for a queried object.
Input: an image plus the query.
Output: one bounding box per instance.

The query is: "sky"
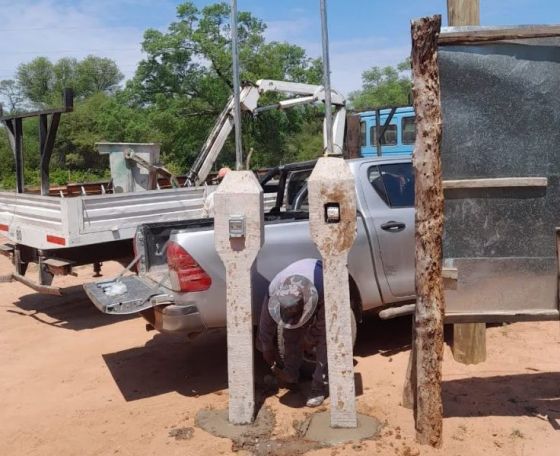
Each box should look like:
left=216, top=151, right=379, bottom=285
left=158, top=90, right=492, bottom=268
left=0, top=0, right=557, bottom=96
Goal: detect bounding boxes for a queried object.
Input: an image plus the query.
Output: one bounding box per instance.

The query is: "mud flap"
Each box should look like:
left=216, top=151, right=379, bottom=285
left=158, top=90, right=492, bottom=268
left=84, top=276, right=169, bottom=315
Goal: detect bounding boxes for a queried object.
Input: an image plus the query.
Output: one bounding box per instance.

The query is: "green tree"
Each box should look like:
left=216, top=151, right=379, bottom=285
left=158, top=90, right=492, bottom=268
left=16, top=57, right=54, bottom=104
left=125, top=1, right=322, bottom=170
left=0, top=79, right=25, bottom=112
left=75, top=55, right=123, bottom=97
left=349, top=58, right=412, bottom=110
left=16, top=56, right=123, bottom=105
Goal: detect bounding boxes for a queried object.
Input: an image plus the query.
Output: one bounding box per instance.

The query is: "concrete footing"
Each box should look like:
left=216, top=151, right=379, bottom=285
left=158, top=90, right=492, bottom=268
left=195, top=407, right=275, bottom=441
left=303, top=411, right=382, bottom=445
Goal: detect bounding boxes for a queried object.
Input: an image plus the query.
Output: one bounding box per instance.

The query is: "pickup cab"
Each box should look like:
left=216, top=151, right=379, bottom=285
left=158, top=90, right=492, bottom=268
left=85, top=155, right=416, bottom=335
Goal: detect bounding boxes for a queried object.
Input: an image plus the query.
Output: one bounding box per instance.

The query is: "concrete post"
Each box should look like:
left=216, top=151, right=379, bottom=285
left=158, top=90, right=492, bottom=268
left=308, top=156, right=357, bottom=428
left=214, top=171, right=264, bottom=425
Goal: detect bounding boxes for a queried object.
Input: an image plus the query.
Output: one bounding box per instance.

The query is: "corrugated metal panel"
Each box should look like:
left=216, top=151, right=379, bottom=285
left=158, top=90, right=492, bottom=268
left=0, top=192, right=63, bottom=232
left=81, top=187, right=207, bottom=233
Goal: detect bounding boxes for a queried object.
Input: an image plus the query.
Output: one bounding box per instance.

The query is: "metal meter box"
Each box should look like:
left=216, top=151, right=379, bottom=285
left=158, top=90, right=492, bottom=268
left=97, top=142, right=160, bottom=193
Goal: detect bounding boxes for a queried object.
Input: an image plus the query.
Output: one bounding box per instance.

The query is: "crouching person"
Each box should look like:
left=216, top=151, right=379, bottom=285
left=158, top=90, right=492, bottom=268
left=257, top=258, right=327, bottom=407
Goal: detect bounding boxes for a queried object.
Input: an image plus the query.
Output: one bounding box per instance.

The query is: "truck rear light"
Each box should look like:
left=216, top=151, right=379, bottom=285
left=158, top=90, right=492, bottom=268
left=166, top=242, right=211, bottom=292
left=46, top=234, right=66, bottom=246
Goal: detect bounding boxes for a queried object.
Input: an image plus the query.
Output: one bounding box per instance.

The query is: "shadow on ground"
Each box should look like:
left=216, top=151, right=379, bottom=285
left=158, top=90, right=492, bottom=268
left=443, top=371, right=560, bottom=427
left=354, top=313, right=455, bottom=359
left=103, top=314, right=419, bottom=403
left=7, top=284, right=135, bottom=331
left=103, top=329, right=232, bottom=401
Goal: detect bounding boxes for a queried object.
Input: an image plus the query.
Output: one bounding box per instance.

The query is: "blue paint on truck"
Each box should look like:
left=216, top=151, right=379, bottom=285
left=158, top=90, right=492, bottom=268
left=359, top=107, right=416, bottom=157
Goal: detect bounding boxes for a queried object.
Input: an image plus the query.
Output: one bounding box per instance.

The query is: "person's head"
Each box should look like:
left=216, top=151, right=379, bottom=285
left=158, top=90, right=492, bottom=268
left=217, top=166, right=231, bottom=180
left=268, top=274, right=318, bottom=329
left=278, top=291, right=304, bottom=326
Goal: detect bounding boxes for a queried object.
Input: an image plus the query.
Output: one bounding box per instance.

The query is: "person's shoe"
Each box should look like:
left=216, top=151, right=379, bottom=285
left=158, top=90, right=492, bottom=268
left=306, top=391, right=325, bottom=407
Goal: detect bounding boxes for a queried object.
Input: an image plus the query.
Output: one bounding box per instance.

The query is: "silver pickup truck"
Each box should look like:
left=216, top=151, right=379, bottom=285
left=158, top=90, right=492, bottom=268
left=85, top=156, right=417, bottom=335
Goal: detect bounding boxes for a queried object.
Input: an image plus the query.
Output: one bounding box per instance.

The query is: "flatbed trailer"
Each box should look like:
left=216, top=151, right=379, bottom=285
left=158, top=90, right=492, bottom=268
left=0, top=183, right=210, bottom=294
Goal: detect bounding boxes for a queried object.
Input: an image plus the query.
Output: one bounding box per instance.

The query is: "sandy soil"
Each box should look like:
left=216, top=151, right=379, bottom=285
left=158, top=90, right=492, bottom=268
left=0, top=255, right=558, bottom=456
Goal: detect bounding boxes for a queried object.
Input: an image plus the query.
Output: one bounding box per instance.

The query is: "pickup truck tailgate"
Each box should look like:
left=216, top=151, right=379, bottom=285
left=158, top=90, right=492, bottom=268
left=84, top=276, right=167, bottom=314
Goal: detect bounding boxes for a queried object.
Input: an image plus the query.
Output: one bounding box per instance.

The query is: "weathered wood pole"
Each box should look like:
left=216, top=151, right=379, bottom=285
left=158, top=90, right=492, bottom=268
left=411, top=14, right=445, bottom=447
left=447, top=0, right=487, bottom=366
left=447, top=0, right=479, bottom=26
left=214, top=172, right=264, bottom=424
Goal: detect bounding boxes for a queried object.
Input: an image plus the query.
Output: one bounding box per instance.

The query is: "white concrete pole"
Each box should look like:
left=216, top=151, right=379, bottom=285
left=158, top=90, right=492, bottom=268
left=308, top=157, right=357, bottom=428
left=214, top=171, right=264, bottom=424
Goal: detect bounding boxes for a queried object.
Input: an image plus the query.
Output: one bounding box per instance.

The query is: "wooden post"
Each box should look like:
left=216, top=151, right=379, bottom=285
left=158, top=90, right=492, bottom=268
left=447, top=0, right=487, bottom=366
left=411, top=15, right=444, bottom=447
left=13, top=118, right=24, bottom=193
left=447, top=0, right=480, bottom=26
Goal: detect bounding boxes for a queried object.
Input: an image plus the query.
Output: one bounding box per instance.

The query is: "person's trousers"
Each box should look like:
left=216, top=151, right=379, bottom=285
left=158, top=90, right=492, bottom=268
left=283, top=326, right=328, bottom=392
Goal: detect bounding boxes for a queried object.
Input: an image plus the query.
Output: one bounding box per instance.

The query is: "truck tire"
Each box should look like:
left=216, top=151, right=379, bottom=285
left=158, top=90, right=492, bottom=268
left=277, top=308, right=357, bottom=379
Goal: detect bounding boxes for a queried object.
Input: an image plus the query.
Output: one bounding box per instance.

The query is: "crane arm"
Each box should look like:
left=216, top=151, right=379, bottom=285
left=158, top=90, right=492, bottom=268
left=186, top=79, right=347, bottom=186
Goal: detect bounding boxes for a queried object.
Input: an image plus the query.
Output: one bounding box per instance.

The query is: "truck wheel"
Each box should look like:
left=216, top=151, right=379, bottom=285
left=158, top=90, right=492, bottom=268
left=277, top=309, right=357, bottom=379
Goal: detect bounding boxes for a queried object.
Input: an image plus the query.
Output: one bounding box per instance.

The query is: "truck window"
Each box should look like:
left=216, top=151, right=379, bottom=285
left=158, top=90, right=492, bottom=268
left=368, top=163, right=414, bottom=208
left=360, top=121, right=366, bottom=147
left=368, top=166, right=390, bottom=205
left=402, top=116, right=416, bottom=144
left=371, top=125, right=397, bottom=146
left=286, top=169, right=312, bottom=211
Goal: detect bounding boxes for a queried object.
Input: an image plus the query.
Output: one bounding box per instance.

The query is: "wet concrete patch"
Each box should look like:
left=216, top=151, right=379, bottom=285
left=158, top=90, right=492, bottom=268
left=196, top=406, right=323, bottom=455
left=196, top=406, right=380, bottom=454
left=304, top=411, right=382, bottom=445
left=195, top=406, right=275, bottom=441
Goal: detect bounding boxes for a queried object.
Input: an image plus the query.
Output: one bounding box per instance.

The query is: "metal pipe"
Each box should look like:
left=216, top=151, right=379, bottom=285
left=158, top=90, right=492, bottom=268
left=320, top=0, right=334, bottom=156
left=231, top=0, right=243, bottom=170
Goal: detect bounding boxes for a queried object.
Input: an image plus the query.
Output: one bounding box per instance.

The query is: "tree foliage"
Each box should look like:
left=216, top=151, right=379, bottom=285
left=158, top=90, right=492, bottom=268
left=349, top=59, right=412, bottom=110
left=123, top=1, right=323, bottom=170
left=16, top=55, right=123, bottom=105
left=0, top=79, right=25, bottom=113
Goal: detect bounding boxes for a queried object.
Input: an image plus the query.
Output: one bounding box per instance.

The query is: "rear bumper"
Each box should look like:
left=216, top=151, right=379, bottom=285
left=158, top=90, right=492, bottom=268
left=148, top=304, right=206, bottom=335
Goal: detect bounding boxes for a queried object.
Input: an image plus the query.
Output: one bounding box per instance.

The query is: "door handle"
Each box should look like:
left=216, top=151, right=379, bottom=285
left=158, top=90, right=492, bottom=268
left=381, top=221, right=406, bottom=232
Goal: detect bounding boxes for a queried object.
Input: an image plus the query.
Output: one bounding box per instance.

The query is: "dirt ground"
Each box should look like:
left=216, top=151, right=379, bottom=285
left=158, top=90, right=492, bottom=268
left=0, top=256, right=558, bottom=456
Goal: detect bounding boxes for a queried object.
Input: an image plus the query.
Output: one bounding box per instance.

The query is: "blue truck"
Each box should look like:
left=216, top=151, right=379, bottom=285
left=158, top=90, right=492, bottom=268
left=358, top=106, right=415, bottom=157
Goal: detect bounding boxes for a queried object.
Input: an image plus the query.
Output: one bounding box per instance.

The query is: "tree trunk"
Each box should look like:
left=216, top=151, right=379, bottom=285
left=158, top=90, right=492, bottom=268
left=411, top=15, right=444, bottom=448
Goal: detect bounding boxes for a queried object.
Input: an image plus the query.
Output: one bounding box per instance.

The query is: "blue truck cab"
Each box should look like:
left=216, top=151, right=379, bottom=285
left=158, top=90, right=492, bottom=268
left=359, top=106, right=415, bottom=157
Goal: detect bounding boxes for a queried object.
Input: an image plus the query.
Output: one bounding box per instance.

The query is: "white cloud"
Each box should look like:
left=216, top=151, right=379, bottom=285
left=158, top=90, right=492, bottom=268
left=0, top=0, right=146, bottom=82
